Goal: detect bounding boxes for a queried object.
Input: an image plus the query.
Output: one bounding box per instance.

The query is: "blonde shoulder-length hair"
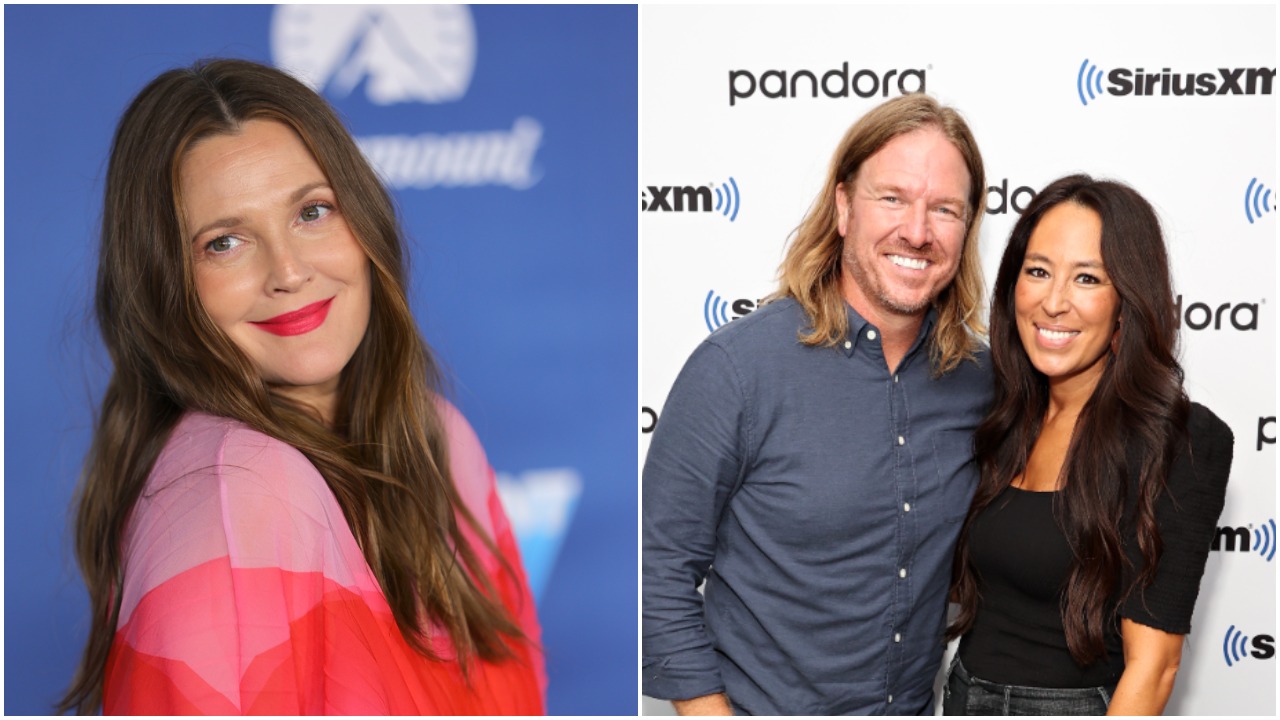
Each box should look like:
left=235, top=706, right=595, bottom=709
left=770, top=93, right=987, bottom=376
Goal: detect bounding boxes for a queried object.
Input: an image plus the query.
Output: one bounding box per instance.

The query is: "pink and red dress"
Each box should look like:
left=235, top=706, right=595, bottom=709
left=104, top=403, right=545, bottom=714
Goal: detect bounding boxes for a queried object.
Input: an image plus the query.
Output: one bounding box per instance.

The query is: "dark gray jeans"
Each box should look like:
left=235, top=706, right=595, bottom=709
left=942, top=657, right=1114, bottom=716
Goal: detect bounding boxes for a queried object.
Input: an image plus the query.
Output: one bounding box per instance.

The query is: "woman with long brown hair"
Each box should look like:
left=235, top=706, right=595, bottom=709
left=945, top=175, right=1233, bottom=715
left=58, top=58, right=544, bottom=714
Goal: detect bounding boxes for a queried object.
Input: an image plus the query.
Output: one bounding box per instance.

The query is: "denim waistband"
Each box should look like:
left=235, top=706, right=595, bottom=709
left=950, top=656, right=1115, bottom=700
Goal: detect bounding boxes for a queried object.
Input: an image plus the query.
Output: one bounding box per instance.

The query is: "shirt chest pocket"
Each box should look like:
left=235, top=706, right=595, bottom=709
left=923, top=429, right=979, bottom=523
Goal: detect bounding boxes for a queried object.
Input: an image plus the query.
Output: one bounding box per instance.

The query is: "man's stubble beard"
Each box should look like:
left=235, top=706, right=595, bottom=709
left=842, top=244, right=939, bottom=317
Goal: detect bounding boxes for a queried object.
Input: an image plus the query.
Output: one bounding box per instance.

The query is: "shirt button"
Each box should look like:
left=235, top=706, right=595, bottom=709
left=897, top=436, right=905, bottom=446
left=894, top=374, right=899, bottom=383
left=903, top=502, right=911, bottom=512
left=844, top=340, right=852, bottom=350
left=894, top=632, right=901, bottom=643
left=867, top=330, right=877, bottom=340
left=899, top=568, right=906, bottom=578
left=888, top=694, right=894, bottom=704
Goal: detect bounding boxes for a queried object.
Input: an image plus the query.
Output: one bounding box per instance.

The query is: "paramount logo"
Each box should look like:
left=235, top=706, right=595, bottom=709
left=272, top=5, right=477, bottom=106
left=272, top=5, right=544, bottom=191
left=357, top=117, right=543, bottom=190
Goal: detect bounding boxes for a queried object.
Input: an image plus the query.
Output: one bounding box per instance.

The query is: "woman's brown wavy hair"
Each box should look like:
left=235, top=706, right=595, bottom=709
left=947, top=174, right=1190, bottom=666
left=770, top=93, right=987, bottom=375
left=58, top=58, right=524, bottom=713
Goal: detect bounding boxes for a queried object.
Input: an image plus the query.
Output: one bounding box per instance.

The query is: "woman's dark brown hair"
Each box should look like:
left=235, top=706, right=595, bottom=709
left=59, top=58, right=523, bottom=713
left=947, top=174, right=1189, bottom=666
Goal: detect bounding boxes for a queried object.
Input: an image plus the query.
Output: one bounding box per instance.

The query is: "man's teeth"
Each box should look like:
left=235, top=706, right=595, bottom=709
left=1039, top=328, right=1078, bottom=340
left=889, top=255, right=929, bottom=270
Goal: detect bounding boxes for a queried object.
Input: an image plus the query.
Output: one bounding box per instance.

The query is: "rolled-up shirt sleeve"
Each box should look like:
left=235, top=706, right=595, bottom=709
left=642, top=340, right=750, bottom=701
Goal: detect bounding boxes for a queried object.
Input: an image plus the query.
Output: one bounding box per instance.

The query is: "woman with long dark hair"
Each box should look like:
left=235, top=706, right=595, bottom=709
left=58, top=58, right=544, bottom=714
left=944, top=175, right=1233, bottom=715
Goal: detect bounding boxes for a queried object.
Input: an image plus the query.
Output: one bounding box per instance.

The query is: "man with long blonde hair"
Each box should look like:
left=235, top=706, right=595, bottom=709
left=643, top=94, right=993, bottom=715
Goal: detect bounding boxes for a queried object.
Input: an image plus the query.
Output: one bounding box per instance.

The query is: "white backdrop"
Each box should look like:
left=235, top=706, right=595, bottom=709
left=640, top=4, right=1276, bottom=715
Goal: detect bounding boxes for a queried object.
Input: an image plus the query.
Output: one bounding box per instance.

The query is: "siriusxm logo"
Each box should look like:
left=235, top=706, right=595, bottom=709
left=1077, top=59, right=1276, bottom=106
left=273, top=5, right=476, bottom=105
left=642, top=177, right=742, bottom=221
left=496, top=467, right=582, bottom=601
left=1174, top=295, right=1260, bottom=331
left=1245, top=178, right=1275, bottom=224
left=729, top=63, right=926, bottom=107
left=270, top=5, right=543, bottom=191
left=1223, top=625, right=1275, bottom=667
left=1212, top=519, right=1277, bottom=561
left=704, top=291, right=762, bottom=333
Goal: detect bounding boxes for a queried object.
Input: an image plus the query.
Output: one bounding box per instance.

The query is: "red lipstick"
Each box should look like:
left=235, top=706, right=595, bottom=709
left=251, top=298, right=332, bottom=336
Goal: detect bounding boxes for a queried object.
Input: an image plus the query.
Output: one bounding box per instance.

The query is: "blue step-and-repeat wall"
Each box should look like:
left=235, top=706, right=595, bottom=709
left=4, top=5, right=636, bottom=714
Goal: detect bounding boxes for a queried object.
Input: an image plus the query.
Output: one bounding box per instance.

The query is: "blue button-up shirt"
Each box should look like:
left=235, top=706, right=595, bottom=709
left=643, top=298, right=992, bottom=715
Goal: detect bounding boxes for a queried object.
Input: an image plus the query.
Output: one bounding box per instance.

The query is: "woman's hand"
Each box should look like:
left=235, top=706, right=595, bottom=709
left=1105, top=619, right=1184, bottom=715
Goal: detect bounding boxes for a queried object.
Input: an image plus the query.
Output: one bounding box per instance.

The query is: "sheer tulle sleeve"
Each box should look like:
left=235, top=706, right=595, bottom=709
left=436, top=399, right=548, bottom=696
left=104, top=410, right=545, bottom=714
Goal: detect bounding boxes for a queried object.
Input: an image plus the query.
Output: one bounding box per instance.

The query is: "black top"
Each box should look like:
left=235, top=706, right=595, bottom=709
left=959, top=402, right=1234, bottom=688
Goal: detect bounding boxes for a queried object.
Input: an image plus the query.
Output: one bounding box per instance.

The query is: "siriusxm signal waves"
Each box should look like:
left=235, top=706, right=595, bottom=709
left=1245, top=178, right=1273, bottom=224
left=1254, top=518, right=1277, bottom=562
left=1077, top=59, right=1105, bottom=106
left=704, top=290, right=730, bottom=333
left=713, top=177, right=741, bottom=222
left=1223, top=625, right=1251, bottom=667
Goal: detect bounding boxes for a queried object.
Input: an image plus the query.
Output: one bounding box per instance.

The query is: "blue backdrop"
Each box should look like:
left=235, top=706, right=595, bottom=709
left=3, top=5, right=637, bottom=714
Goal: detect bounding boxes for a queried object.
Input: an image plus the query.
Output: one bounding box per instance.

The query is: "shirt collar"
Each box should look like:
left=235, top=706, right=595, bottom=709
left=840, top=304, right=938, bottom=360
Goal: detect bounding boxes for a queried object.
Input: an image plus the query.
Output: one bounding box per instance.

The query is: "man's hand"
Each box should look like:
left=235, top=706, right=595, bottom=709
left=672, top=693, right=733, bottom=715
